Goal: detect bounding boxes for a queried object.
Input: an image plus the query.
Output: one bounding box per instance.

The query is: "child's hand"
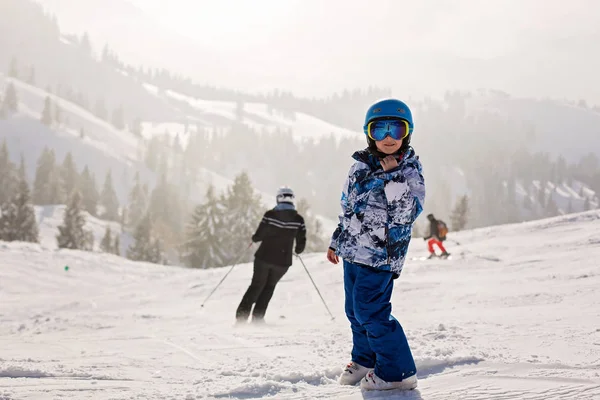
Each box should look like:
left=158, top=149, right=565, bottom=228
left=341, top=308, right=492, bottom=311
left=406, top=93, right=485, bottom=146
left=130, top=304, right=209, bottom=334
left=380, top=155, right=399, bottom=171
left=327, top=248, right=339, bottom=264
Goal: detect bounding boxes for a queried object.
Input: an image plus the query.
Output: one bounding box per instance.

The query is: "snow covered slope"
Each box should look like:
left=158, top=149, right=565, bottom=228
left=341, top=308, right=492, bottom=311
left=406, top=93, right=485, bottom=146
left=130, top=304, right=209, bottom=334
left=34, top=205, right=132, bottom=254
left=0, top=75, right=339, bottom=230
left=155, top=89, right=359, bottom=144
left=0, top=73, right=155, bottom=203
left=465, top=92, right=600, bottom=162
left=1, top=210, right=600, bottom=399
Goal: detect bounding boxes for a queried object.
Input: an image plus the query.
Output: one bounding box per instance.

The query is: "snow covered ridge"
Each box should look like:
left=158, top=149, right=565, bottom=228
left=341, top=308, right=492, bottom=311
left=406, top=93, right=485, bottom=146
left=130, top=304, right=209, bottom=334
left=157, top=88, right=359, bottom=144
left=0, top=74, right=340, bottom=231
left=1, top=210, right=600, bottom=399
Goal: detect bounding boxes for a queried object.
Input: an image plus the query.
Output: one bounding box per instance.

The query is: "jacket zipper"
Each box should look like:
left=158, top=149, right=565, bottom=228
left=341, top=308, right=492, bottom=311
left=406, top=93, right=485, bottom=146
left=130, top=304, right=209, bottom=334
left=385, top=223, right=391, bottom=264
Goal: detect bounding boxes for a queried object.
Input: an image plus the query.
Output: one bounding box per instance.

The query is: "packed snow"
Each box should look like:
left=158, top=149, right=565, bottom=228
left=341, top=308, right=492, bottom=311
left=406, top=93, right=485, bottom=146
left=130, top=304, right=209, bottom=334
left=1, top=211, right=600, bottom=399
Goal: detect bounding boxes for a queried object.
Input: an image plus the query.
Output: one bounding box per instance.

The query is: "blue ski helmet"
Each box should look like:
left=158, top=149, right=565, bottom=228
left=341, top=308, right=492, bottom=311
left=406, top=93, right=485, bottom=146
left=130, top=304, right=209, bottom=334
left=363, top=98, right=414, bottom=137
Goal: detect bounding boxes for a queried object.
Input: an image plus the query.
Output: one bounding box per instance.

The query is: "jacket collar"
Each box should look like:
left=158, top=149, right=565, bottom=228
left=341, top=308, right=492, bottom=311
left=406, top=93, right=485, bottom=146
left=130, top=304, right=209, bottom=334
left=352, top=146, right=415, bottom=171
left=275, top=202, right=296, bottom=211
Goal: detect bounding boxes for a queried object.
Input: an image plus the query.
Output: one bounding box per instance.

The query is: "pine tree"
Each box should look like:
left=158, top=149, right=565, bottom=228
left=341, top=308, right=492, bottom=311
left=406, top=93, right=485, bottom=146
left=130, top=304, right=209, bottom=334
left=450, top=195, right=470, bottom=231
left=0, top=157, right=39, bottom=243
left=32, top=148, right=63, bottom=205
left=127, top=212, right=159, bottom=263
left=150, top=238, right=163, bottom=264
left=127, top=171, right=147, bottom=228
left=27, top=66, right=36, bottom=85
left=100, top=225, right=113, bottom=253
left=83, top=230, right=95, bottom=251
left=181, top=185, right=226, bottom=268
left=79, top=166, right=99, bottom=215
left=41, top=96, right=53, bottom=126
left=296, top=198, right=326, bottom=252
left=148, top=172, right=183, bottom=242
left=33, top=148, right=51, bottom=204
left=100, top=170, right=119, bottom=221
left=3, top=83, right=18, bottom=113
left=584, top=196, right=591, bottom=211
left=53, top=102, right=63, bottom=126
left=504, top=177, right=519, bottom=222
left=113, top=235, right=121, bottom=256
left=47, top=158, right=65, bottom=205
left=0, top=139, right=18, bottom=205
left=56, top=190, right=89, bottom=250
left=101, top=44, right=111, bottom=62
left=120, top=208, right=126, bottom=231
left=80, top=32, right=93, bottom=57
left=223, top=172, right=264, bottom=262
left=60, top=152, right=79, bottom=199
left=8, top=57, right=18, bottom=78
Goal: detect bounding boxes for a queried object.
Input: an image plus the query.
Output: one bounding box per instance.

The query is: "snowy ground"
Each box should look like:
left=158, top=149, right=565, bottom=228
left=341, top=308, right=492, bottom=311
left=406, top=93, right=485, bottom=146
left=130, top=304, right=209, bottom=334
left=1, top=211, right=600, bottom=399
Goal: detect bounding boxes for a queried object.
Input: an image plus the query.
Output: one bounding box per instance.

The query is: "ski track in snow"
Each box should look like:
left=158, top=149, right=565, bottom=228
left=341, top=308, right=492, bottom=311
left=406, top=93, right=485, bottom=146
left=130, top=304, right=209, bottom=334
left=1, top=211, right=600, bottom=399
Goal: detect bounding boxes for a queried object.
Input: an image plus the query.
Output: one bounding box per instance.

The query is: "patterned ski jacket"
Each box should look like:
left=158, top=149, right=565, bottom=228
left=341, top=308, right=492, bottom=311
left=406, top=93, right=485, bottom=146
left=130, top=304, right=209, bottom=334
left=329, top=147, right=425, bottom=276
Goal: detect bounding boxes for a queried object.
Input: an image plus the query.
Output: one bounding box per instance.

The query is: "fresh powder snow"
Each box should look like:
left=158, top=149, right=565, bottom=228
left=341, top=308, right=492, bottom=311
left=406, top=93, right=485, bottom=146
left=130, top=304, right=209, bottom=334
left=1, top=211, right=600, bottom=399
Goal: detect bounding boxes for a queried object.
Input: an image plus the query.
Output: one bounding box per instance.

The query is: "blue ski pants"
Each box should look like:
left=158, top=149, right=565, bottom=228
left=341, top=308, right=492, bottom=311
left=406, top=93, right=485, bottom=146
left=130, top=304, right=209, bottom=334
left=343, top=260, right=417, bottom=382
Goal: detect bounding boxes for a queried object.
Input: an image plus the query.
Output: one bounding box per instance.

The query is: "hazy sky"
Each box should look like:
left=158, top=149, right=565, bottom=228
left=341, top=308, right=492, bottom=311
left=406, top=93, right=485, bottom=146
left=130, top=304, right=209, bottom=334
left=35, top=0, right=600, bottom=102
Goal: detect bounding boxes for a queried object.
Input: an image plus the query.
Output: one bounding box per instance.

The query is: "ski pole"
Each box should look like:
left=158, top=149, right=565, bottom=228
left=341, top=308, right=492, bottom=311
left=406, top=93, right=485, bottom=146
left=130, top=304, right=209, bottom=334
left=295, top=254, right=335, bottom=321
left=201, top=242, right=253, bottom=308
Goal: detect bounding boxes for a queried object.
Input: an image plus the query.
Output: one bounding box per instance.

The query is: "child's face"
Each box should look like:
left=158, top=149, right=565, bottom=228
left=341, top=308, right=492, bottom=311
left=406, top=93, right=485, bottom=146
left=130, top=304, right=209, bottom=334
left=375, top=136, right=402, bottom=155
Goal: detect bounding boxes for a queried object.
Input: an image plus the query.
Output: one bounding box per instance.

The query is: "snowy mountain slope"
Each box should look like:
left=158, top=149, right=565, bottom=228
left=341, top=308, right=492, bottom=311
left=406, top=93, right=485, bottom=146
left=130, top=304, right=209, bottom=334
left=32, top=0, right=230, bottom=86
left=0, top=73, right=156, bottom=203
left=0, top=75, right=339, bottom=231
left=147, top=88, right=360, bottom=144
left=144, top=86, right=600, bottom=225
left=518, top=180, right=598, bottom=216
left=0, top=75, right=221, bottom=199
left=465, top=92, right=600, bottom=162
left=34, top=205, right=133, bottom=254
left=1, top=211, right=600, bottom=399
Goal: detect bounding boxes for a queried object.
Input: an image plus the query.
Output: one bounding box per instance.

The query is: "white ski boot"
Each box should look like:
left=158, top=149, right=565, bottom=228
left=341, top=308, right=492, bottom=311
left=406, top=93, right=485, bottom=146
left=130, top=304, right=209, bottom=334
left=360, top=370, right=418, bottom=391
left=338, top=361, right=370, bottom=385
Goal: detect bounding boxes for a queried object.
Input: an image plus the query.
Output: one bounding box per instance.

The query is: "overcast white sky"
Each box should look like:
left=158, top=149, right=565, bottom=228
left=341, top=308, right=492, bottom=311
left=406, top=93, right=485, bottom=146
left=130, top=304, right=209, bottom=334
left=34, top=0, right=600, bottom=102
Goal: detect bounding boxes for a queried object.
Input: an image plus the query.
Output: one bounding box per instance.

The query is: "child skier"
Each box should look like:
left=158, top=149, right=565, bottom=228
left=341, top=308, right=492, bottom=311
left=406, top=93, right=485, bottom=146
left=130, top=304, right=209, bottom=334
left=327, top=98, right=425, bottom=391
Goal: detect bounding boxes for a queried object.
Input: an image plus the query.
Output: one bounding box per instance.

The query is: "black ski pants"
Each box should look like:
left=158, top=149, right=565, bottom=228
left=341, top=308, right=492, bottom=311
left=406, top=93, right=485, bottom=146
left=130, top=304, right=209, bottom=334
left=236, top=259, right=289, bottom=321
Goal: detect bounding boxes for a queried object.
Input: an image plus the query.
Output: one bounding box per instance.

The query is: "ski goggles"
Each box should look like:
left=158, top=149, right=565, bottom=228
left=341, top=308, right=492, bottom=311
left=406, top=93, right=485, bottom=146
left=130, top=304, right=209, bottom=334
left=366, top=119, right=410, bottom=141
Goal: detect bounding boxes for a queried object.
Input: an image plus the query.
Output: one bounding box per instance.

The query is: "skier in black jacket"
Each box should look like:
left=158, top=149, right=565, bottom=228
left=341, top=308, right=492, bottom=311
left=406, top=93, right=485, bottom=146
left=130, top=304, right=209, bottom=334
left=235, top=187, right=307, bottom=323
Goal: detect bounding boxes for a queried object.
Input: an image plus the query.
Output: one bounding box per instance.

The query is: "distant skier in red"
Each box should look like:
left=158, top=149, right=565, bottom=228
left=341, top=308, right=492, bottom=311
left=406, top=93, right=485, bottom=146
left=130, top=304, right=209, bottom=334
left=423, top=214, right=450, bottom=259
